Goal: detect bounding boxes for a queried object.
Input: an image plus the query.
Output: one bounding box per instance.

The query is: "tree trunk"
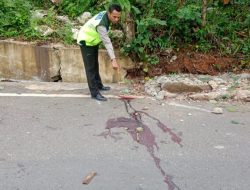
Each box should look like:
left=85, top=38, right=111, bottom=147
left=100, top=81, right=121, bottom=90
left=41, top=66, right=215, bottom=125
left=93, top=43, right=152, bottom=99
left=202, top=0, right=207, bottom=27
left=123, top=13, right=135, bottom=42
left=179, top=0, right=185, bottom=8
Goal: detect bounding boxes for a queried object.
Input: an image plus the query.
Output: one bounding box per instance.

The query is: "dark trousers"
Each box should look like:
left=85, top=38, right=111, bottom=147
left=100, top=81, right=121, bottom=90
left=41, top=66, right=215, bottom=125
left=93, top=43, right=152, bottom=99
left=80, top=43, right=103, bottom=97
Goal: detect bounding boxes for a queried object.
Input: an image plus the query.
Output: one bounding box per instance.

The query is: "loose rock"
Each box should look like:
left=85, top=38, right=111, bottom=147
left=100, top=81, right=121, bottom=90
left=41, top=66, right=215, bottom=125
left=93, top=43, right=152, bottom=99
left=208, top=80, right=218, bottom=89
left=35, top=25, right=54, bottom=36
left=77, top=12, right=92, bottom=24
left=136, top=127, right=144, bottom=132
left=50, top=0, right=61, bottom=5
left=209, top=100, right=218, bottom=104
left=144, top=73, right=249, bottom=102
left=156, top=91, right=165, bottom=100
left=234, top=90, right=250, bottom=102
left=212, top=107, right=223, bottom=114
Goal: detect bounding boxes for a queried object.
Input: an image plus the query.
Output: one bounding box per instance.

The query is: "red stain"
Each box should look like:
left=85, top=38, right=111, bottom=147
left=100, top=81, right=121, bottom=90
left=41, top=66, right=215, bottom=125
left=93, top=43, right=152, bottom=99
left=98, top=99, right=182, bottom=190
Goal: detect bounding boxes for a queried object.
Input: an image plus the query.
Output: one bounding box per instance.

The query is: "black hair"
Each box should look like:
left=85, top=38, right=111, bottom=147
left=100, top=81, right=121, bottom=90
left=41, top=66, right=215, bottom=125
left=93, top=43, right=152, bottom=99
left=108, top=4, right=122, bottom=13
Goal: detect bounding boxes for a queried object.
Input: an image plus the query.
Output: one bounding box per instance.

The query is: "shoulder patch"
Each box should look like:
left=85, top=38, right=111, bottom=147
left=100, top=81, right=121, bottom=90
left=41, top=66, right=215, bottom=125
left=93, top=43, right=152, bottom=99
left=95, top=12, right=105, bottom=20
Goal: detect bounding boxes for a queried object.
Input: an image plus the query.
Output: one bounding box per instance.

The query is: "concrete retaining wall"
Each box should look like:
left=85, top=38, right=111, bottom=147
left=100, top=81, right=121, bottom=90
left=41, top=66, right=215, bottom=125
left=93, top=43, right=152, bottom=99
left=0, top=40, right=134, bottom=82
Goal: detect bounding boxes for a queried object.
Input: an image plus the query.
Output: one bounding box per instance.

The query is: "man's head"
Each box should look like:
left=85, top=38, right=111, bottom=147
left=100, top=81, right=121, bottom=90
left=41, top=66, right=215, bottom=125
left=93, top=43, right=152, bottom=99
left=108, top=4, right=122, bottom=24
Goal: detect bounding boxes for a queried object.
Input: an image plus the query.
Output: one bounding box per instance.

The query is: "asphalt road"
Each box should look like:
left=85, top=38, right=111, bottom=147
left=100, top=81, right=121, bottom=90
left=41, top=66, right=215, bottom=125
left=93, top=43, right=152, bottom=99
left=0, top=81, right=250, bottom=190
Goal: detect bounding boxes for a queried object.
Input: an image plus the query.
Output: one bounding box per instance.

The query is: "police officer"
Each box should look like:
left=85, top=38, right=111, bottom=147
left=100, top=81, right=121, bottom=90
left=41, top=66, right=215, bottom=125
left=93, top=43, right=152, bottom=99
left=77, top=4, right=122, bottom=101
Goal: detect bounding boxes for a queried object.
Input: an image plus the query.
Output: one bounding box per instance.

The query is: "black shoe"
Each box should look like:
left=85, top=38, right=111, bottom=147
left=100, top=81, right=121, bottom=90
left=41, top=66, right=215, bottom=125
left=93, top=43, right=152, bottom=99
left=99, top=86, right=111, bottom=91
left=91, top=93, right=107, bottom=101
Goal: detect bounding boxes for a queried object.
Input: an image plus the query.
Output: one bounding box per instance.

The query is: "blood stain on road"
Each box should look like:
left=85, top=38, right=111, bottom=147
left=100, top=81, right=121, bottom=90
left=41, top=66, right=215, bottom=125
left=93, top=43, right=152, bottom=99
left=98, top=97, right=183, bottom=190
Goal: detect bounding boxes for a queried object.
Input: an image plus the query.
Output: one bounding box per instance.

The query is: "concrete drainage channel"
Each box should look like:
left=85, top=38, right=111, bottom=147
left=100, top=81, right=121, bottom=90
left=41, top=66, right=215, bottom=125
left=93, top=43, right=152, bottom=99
left=0, top=40, right=134, bottom=83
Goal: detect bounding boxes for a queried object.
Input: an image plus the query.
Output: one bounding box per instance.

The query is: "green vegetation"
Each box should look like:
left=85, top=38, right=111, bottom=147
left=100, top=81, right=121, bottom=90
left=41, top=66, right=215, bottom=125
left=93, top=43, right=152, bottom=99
left=0, top=0, right=33, bottom=38
left=121, top=0, right=250, bottom=67
left=0, top=0, right=249, bottom=70
left=57, top=0, right=91, bottom=18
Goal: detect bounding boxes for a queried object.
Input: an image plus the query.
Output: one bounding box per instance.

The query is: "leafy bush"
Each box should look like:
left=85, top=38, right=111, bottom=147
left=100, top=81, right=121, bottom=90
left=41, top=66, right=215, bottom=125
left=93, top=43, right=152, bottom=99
left=0, top=0, right=249, bottom=70
left=58, top=0, right=91, bottom=18
left=122, top=0, right=249, bottom=69
left=121, top=11, right=167, bottom=65
left=0, top=0, right=32, bottom=37
left=56, top=24, right=74, bottom=44
left=27, top=0, right=51, bottom=9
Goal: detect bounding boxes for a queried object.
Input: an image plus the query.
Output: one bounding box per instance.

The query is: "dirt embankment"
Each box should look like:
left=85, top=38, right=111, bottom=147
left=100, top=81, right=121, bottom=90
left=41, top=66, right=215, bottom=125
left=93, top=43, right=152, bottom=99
left=127, top=51, right=249, bottom=78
